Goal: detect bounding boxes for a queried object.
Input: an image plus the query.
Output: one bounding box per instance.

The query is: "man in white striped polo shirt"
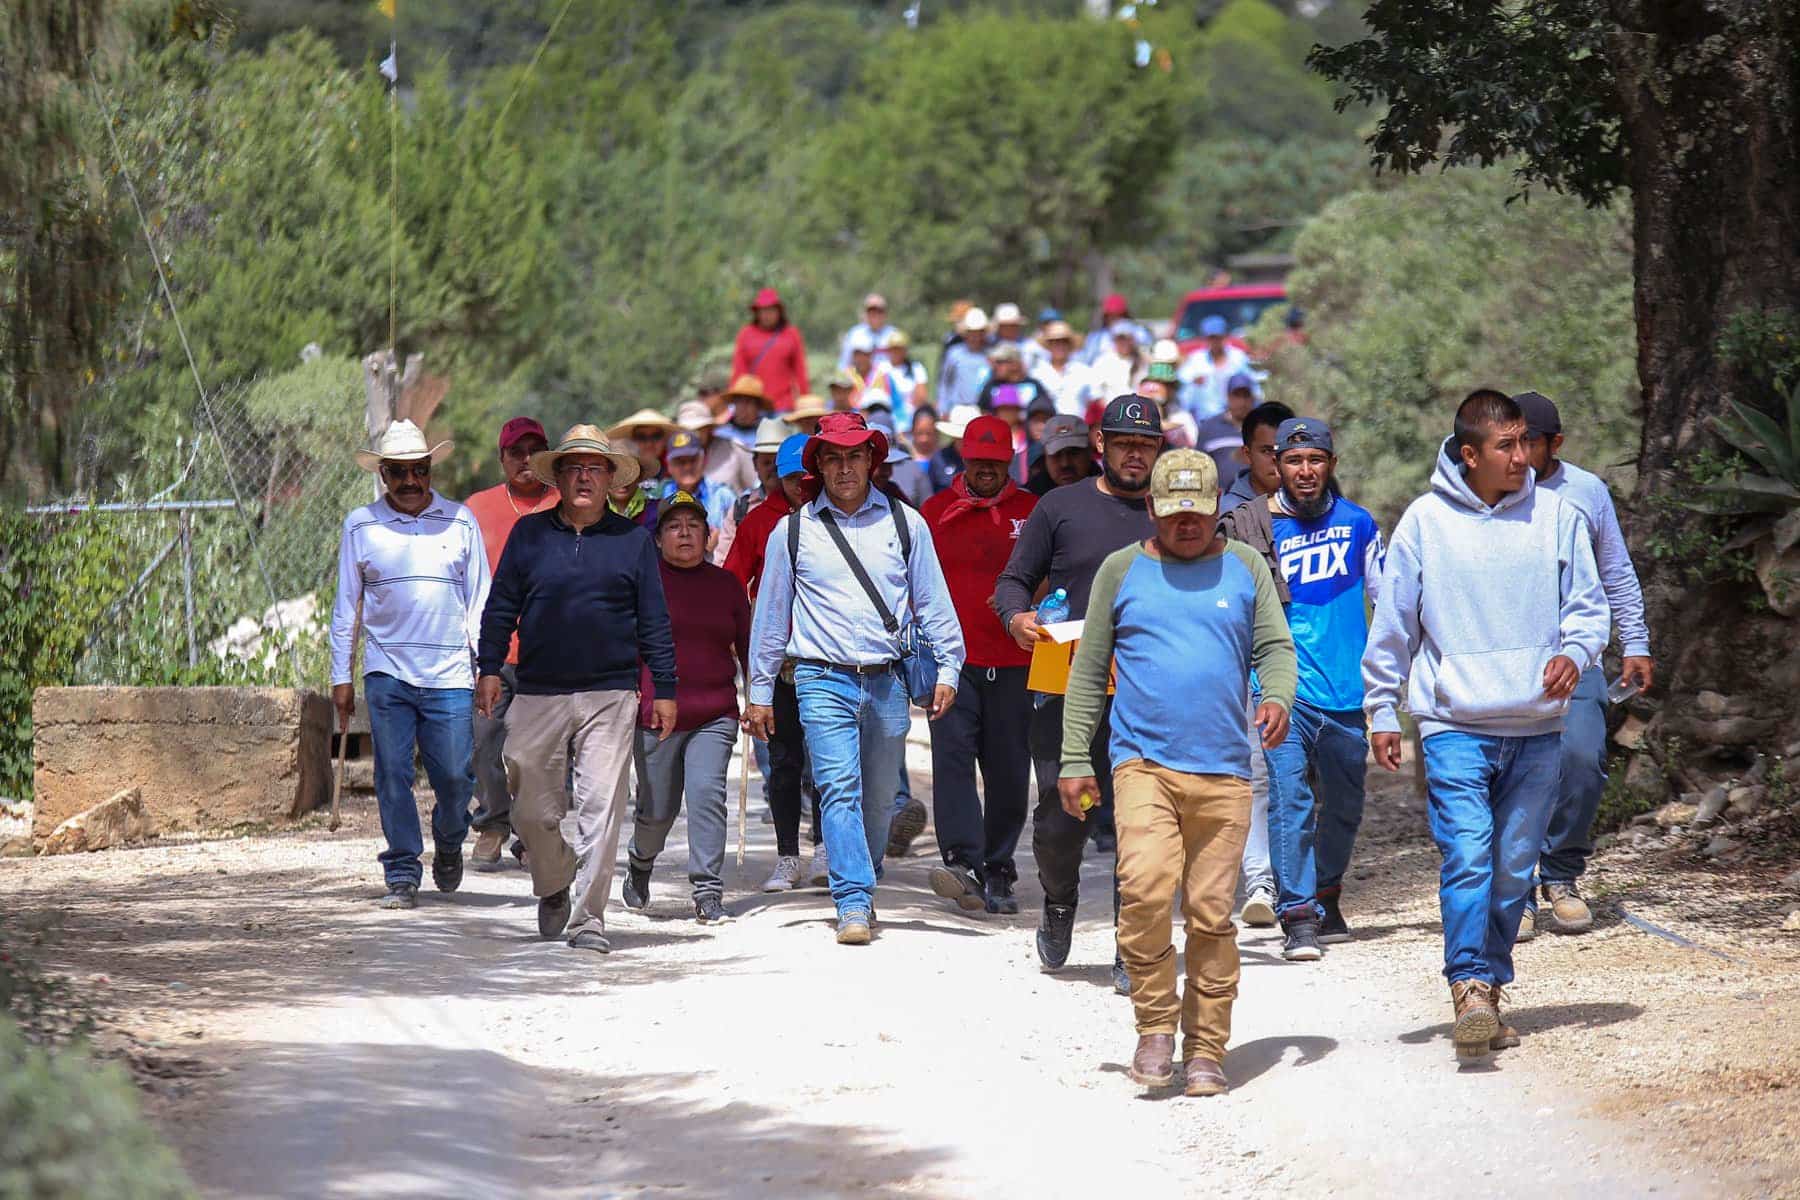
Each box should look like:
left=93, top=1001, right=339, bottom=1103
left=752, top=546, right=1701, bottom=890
left=330, top=420, right=492, bottom=910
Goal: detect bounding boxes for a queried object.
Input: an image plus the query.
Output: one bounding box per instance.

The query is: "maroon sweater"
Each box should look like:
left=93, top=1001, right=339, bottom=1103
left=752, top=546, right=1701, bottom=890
left=639, top=559, right=752, bottom=730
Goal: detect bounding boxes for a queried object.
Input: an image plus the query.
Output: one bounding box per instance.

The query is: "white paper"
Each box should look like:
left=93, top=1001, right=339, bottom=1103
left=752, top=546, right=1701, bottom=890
left=1039, top=619, right=1084, bottom=645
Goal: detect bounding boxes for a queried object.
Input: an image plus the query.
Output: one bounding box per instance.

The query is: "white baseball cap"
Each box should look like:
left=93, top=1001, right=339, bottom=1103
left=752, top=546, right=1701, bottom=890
left=993, top=302, right=1024, bottom=326
left=960, top=307, right=990, bottom=333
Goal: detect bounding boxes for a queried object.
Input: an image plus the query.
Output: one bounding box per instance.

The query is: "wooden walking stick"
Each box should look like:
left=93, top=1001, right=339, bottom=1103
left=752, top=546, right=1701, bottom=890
left=328, top=594, right=363, bottom=833
left=737, top=725, right=751, bottom=869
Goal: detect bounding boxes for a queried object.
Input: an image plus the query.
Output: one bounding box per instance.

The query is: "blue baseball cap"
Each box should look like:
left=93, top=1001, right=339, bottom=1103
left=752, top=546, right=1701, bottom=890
left=1275, top=417, right=1334, bottom=457
left=776, top=433, right=810, bottom=478
left=1037, top=307, right=1062, bottom=325
left=1226, top=371, right=1258, bottom=395
left=1200, top=315, right=1229, bottom=337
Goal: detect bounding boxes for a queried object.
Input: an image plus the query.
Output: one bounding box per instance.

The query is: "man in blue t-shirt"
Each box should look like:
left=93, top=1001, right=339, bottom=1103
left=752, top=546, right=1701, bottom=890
left=1260, top=418, right=1386, bottom=961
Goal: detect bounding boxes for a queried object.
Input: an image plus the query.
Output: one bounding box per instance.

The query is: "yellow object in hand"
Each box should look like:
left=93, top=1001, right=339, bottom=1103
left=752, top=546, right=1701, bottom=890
left=1079, top=792, right=1098, bottom=812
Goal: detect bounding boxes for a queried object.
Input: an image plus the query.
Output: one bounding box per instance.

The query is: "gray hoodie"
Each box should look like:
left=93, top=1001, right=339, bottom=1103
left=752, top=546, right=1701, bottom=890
left=1362, top=438, right=1608, bottom=739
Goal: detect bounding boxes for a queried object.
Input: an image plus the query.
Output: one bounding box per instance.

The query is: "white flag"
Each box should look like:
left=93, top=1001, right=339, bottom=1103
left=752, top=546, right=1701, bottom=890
left=379, top=43, right=397, bottom=84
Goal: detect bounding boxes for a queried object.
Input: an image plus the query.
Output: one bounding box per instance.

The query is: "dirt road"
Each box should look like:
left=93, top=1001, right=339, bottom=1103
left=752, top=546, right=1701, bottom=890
left=3, top=732, right=1794, bottom=1198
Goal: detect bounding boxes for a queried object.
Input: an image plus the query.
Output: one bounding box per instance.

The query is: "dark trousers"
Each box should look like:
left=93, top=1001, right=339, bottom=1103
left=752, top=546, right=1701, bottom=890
left=470, top=663, right=517, bottom=834
left=929, top=665, right=1033, bottom=884
left=1030, top=693, right=1119, bottom=909
left=766, top=675, right=820, bottom=856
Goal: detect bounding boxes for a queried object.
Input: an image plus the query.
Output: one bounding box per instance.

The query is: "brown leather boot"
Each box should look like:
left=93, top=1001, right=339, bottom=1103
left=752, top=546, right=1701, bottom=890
left=1183, top=1057, right=1229, bottom=1097
left=1449, top=979, right=1499, bottom=1062
left=1129, top=1034, right=1175, bottom=1087
left=1490, top=986, right=1520, bottom=1050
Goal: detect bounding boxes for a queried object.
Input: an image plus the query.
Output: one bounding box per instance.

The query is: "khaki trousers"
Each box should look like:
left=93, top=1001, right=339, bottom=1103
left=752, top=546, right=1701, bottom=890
left=1113, top=758, right=1252, bottom=1063
left=503, top=689, right=638, bottom=937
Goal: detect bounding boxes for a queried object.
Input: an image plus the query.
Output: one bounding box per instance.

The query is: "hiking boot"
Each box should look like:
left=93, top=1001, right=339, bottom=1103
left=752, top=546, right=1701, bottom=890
left=836, top=909, right=872, bottom=945
left=928, top=864, right=986, bottom=912
left=1490, top=986, right=1521, bottom=1050
left=1450, top=979, right=1500, bottom=1062
left=806, top=842, right=831, bottom=888
left=380, top=883, right=418, bottom=910
left=1516, top=904, right=1538, bottom=941
left=1037, top=903, right=1076, bottom=971
left=1240, top=885, right=1277, bottom=928
left=1111, top=955, right=1131, bottom=996
left=471, top=828, right=506, bottom=872
left=887, top=797, right=929, bottom=858
left=1184, top=1057, right=1230, bottom=1097
left=621, top=862, right=652, bottom=910
left=538, top=888, right=572, bottom=939
left=1128, top=1033, right=1175, bottom=1087
left=568, top=929, right=610, bottom=953
left=1317, top=888, right=1351, bottom=943
left=984, top=875, right=1019, bottom=915
left=1541, top=882, right=1594, bottom=933
left=694, top=895, right=733, bottom=925
left=761, top=855, right=804, bottom=893
left=1281, top=917, right=1324, bottom=962
left=431, top=848, right=463, bottom=894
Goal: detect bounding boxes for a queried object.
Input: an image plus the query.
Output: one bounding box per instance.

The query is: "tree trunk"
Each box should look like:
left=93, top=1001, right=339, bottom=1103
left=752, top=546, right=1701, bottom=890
left=1606, top=2, right=1800, bottom=757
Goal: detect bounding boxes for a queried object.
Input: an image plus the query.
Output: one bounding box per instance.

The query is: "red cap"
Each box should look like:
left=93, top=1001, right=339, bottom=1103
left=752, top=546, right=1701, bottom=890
left=497, top=417, right=547, bottom=450
left=802, top=410, right=890, bottom=475
left=960, top=415, right=1014, bottom=462
left=1101, top=293, right=1129, bottom=316
left=750, top=287, right=783, bottom=310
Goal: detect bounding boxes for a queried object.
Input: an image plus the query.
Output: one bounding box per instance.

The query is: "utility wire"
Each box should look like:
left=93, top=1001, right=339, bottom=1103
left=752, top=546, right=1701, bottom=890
left=488, top=0, right=579, bottom=151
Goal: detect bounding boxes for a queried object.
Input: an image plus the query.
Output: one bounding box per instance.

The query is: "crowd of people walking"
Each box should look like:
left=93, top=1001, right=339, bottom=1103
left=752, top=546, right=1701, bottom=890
left=330, top=286, right=1652, bottom=1095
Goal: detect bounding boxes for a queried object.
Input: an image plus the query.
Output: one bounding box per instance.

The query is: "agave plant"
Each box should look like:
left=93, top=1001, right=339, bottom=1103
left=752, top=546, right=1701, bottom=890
left=1684, top=379, right=1800, bottom=612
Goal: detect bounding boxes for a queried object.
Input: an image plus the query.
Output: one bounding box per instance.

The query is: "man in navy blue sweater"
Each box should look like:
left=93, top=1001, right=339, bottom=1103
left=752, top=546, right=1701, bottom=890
left=478, top=424, right=679, bottom=954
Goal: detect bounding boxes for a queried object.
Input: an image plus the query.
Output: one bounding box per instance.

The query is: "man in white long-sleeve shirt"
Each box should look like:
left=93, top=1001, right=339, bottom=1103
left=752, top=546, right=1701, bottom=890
left=1513, top=390, right=1654, bottom=937
left=1362, top=391, right=1608, bottom=1065
left=330, top=420, right=491, bottom=910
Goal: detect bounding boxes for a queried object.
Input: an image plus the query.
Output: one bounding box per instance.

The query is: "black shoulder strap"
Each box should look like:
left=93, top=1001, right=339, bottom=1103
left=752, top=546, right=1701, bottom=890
left=890, top=496, right=911, bottom=558
left=818, top=509, right=900, bottom=634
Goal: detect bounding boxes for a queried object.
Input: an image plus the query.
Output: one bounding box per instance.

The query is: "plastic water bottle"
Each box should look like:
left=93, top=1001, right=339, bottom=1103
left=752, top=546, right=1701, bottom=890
left=1036, top=587, right=1070, bottom=626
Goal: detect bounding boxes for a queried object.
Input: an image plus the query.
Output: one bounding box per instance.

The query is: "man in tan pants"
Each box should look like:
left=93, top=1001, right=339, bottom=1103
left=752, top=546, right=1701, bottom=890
left=1060, top=449, right=1295, bottom=1095
left=477, top=425, right=679, bottom=953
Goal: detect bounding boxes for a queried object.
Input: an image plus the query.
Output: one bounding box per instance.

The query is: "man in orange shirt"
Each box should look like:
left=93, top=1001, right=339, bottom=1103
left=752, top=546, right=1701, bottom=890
left=461, top=417, right=558, bottom=870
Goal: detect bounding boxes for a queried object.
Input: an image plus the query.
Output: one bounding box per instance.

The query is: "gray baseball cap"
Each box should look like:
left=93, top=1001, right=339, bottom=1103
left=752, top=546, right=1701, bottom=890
left=1041, top=415, right=1090, bottom=456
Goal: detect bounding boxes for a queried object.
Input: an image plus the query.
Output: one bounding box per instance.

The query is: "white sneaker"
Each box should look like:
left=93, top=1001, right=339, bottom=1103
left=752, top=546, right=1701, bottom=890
left=807, top=842, right=830, bottom=889
left=1241, top=886, right=1277, bottom=928
left=762, top=855, right=804, bottom=893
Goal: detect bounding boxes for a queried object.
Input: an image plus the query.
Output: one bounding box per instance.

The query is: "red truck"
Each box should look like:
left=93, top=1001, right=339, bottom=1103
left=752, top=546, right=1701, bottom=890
left=1172, top=283, right=1289, bottom=356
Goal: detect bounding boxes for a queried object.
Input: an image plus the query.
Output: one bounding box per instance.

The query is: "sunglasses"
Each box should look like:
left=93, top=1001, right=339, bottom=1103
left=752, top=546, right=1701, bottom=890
left=381, top=462, right=432, bottom=480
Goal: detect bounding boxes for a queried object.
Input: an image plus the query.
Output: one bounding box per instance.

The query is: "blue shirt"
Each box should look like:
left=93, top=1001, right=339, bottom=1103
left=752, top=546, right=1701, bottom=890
left=1272, top=494, right=1384, bottom=712
left=655, top=477, right=735, bottom=531
left=747, top=487, right=966, bottom=705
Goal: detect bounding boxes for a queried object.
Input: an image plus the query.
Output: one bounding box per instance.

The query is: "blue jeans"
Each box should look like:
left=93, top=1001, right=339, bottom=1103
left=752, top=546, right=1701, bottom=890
left=891, top=759, right=914, bottom=819
left=1263, top=699, right=1368, bottom=921
left=793, top=662, right=910, bottom=916
left=1422, top=730, right=1561, bottom=985
left=363, top=672, right=474, bottom=888
left=1537, top=667, right=1608, bottom=885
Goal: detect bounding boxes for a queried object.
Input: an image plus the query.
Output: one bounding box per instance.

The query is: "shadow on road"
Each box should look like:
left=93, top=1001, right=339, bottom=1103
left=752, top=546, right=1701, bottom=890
left=1399, top=1001, right=1645, bottom=1046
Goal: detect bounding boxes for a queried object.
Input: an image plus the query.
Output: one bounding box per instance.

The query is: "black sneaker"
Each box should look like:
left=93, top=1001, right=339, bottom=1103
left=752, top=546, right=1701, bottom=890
left=1112, top=954, right=1131, bottom=995
left=928, top=864, right=986, bottom=912
left=1036, top=903, right=1075, bottom=971
left=621, top=862, right=652, bottom=910
left=431, top=848, right=463, bottom=894
left=984, top=875, right=1019, bottom=915
left=1317, top=890, right=1351, bottom=944
left=1281, top=917, right=1324, bottom=962
left=380, top=883, right=418, bottom=910
left=694, top=895, right=732, bottom=925
left=538, top=887, right=571, bottom=939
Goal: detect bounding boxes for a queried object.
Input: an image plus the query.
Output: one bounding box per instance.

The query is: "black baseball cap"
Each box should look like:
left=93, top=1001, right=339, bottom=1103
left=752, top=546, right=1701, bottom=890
left=1099, top=394, right=1164, bottom=439
left=1511, top=390, right=1561, bottom=437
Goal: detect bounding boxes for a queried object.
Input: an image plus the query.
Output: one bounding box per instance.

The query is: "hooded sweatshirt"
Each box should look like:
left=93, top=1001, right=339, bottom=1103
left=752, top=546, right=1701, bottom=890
left=1361, top=438, right=1608, bottom=740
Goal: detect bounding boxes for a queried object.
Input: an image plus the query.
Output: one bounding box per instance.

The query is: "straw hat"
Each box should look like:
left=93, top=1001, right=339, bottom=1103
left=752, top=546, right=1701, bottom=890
left=355, top=419, right=453, bottom=472
left=606, top=408, right=678, bottom=441
left=723, top=374, right=767, bottom=405
left=1038, top=320, right=1077, bottom=346
left=753, top=416, right=795, bottom=453
left=936, top=403, right=982, bottom=440
left=788, top=393, right=830, bottom=420
left=675, top=401, right=716, bottom=432
left=529, top=424, right=641, bottom=488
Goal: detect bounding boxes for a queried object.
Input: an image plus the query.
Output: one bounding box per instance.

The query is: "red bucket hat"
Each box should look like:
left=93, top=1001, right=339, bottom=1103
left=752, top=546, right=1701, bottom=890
left=802, top=410, right=890, bottom=476
left=960, top=415, right=1014, bottom=462
left=749, top=287, right=784, bottom=311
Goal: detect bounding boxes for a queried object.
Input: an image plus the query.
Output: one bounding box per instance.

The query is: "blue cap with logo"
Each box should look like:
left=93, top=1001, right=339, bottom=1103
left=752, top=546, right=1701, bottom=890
left=775, top=433, right=810, bottom=479
left=1274, top=417, right=1334, bottom=457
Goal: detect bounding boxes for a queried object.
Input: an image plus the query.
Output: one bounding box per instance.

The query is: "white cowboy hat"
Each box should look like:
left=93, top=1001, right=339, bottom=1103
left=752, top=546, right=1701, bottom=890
left=529, top=424, right=642, bottom=488
left=605, top=408, right=679, bottom=441
left=355, top=419, right=453, bottom=472
left=936, top=403, right=982, bottom=440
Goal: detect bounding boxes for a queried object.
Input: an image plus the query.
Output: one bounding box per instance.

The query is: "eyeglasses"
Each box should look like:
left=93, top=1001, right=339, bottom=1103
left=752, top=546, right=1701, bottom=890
left=381, top=462, right=431, bottom=479
left=558, top=464, right=613, bottom=480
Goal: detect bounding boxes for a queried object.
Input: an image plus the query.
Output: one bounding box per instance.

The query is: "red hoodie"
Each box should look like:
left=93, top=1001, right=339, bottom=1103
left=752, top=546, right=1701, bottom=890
left=731, top=323, right=809, bottom=411
left=921, top=477, right=1038, bottom=669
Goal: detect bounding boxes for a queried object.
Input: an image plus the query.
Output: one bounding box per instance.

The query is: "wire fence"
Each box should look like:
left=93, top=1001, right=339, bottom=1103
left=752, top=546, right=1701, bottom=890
left=27, top=383, right=368, bottom=691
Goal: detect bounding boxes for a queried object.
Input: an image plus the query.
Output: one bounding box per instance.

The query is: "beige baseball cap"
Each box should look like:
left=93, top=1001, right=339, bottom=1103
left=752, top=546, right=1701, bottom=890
left=1149, top=449, right=1218, bottom=517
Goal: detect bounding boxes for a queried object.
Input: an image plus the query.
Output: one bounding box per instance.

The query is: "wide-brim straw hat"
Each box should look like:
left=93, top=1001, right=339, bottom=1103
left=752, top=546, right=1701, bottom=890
left=723, top=374, right=768, bottom=405
left=753, top=416, right=796, bottom=453
left=787, top=393, right=830, bottom=420
left=606, top=408, right=679, bottom=441
left=355, top=419, right=453, bottom=471
left=675, top=401, right=716, bottom=432
left=936, top=403, right=982, bottom=440
left=529, top=424, right=641, bottom=488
